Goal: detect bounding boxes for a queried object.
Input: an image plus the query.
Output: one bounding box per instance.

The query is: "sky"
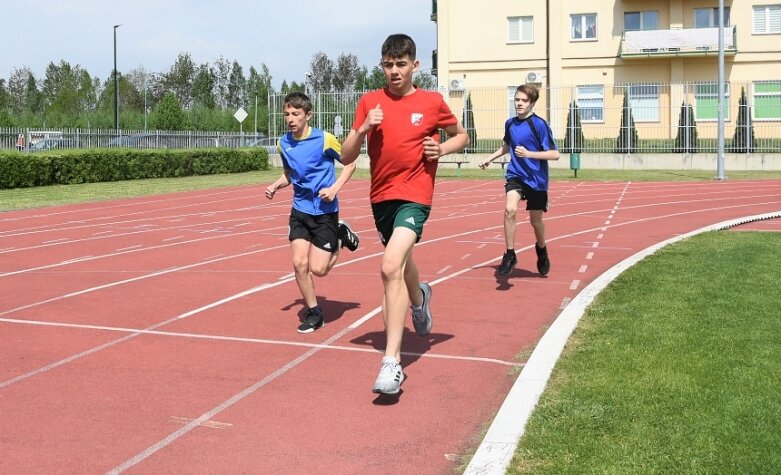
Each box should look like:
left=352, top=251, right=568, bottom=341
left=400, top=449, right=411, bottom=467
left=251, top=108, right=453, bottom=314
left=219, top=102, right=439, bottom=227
left=0, top=0, right=437, bottom=89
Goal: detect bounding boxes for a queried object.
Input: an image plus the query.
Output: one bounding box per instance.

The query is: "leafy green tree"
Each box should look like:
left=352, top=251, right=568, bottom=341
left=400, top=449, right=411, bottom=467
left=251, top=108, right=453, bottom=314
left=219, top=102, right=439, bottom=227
left=414, top=70, right=436, bottom=90
left=165, top=52, right=196, bottom=109
left=563, top=100, right=585, bottom=153
left=309, top=52, right=334, bottom=92
left=149, top=92, right=185, bottom=130
left=673, top=102, right=698, bottom=153
left=213, top=56, right=231, bottom=110
left=333, top=53, right=359, bottom=91
left=227, top=60, right=246, bottom=109
left=614, top=94, right=638, bottom=153
left=462, top=93, right=477, bottom=152
left=730, top=87, right=755, bottom=153
left=355, top=65, right=386, bottom=91
left=192, top=64, right=216, bottom=109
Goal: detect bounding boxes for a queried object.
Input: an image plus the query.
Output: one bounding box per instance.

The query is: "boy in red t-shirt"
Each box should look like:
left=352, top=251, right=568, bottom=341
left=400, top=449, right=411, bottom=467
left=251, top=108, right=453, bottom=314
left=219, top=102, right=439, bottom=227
left=341, top=33, right=469, bottom=395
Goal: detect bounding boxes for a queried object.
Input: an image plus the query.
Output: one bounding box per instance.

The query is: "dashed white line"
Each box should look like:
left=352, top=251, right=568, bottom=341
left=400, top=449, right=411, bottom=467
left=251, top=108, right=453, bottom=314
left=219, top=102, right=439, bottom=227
left=586, top=252, right=594, bottom=260
left=578, top=265, right=588, bottom=273
left=569, top=280, right=580, bottom=290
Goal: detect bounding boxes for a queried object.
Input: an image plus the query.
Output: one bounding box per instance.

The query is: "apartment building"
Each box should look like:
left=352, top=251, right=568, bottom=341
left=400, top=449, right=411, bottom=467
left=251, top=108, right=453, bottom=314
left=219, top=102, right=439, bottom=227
left=431, top=0, right=781, bottom=146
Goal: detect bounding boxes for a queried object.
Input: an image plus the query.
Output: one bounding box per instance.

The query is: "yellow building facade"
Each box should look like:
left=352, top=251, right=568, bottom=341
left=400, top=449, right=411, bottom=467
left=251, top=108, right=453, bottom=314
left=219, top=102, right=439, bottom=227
left=431, top=0, right=781, bottom=148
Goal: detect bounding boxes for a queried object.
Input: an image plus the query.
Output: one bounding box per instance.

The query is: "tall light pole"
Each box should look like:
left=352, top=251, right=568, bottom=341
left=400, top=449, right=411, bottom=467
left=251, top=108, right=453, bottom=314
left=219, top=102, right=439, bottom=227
left=113, top=24, right=122, bottom=132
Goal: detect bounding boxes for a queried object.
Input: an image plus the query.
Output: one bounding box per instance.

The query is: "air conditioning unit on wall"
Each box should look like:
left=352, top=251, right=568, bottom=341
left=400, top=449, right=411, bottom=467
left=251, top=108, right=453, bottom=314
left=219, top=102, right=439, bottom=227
left=525, top=71, right=544, bottom=84
left=449, top=78, right=465, bottom=91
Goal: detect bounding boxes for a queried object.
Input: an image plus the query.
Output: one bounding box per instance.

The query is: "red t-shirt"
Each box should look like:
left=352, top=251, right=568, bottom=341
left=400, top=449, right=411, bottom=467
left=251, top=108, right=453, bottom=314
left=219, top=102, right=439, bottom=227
left=353, top=88, right=457, bottom=205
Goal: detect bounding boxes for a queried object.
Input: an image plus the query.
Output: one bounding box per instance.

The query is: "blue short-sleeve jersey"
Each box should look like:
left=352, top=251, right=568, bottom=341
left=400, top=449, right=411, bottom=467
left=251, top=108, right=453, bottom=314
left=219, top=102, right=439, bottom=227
left=279, top=127, right=342, bottom=215
left=503, top=113, right=558, bottom=191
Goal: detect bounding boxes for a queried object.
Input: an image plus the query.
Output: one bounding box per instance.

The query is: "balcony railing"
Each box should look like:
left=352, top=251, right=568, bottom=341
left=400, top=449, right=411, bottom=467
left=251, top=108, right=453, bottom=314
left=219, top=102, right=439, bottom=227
left=621, top=26, right=737, bottom=58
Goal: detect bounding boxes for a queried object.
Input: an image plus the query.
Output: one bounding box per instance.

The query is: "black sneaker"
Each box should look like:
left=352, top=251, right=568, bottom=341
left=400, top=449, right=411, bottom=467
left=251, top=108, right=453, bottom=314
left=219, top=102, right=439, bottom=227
left=498, top=250, right=517, bottom=275
left=536, top=245, right=550, bottom=276
left=297, top=307, right=324, bottom=334
left=338, top=220, right=360, bottom=252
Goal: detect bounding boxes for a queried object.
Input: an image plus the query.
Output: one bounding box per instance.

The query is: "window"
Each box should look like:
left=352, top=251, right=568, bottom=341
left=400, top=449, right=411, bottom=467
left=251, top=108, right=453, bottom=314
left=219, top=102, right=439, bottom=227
left=577, top=85, right=604, bottom=122
left=508, top=16, right=534, bottom=42
left=625, top=11, right=659, bottom=31
left=753, top=5, right=781, bottom=34
left=695, top=83, right=730, bottom=121
left=507, top=87, right=517, bottom=118
left=628, top=85, right=660, bottom=122
left=754, top=81, right=781, bottom=119
left=694, top=7, right=730, bottom=28
left=571, top=14, right=597, bottom=40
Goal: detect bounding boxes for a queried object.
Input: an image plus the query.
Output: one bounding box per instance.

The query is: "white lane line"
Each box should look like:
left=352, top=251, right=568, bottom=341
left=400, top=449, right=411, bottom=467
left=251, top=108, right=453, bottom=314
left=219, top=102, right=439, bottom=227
left=438, top=265, right=452, bottom=274
left=463, top=210, right=781, bottom=475
left=569, top=280, right=580, bottom=290
left=0, top=317, right=520, bottom=368
left=586, top=252, right=594, bottom=260
left=578, top=265, right=588, bottom=273
left=116, top=245, right=142, bottom=252
left=43, top=238, right=69, bottom=244
left=461, top=253, right=472, bottom=260
left=592, top=242, right=600, bottom=248
left=163, top=236, right=184, bottom=242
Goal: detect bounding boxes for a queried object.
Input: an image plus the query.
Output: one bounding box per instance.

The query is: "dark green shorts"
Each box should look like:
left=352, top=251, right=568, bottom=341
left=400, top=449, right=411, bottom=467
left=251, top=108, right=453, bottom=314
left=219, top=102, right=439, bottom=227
left=371, top=200, right=431, bottom=246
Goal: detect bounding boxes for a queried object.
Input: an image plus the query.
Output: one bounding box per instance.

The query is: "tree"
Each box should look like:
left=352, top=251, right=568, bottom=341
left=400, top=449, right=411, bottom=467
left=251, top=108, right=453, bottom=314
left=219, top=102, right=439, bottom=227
left=149, top=92, right=185, bottom=130
left=614, top=94, right=638, bottom=153
left=414, top=70, right=437, bottom=90
left=213, top=56, right=231, bottom=110
left=562, top=100, right=585, bottom=153
left=333, top=53, right=359, bottom=91
left=462, top=93, right=477, bottom=152
left=355, top=65, right=386, bottom=91
left=227, top=60, right=246, bottom=109
left=309, top=52, right=334, bottom=92
left=164, top=52, right=196, bottom=109
left=730, top=87, right=755, bottom=153
left=673, top=101, right=698, bottom=153
left=192, top=64, right=216, bottom=109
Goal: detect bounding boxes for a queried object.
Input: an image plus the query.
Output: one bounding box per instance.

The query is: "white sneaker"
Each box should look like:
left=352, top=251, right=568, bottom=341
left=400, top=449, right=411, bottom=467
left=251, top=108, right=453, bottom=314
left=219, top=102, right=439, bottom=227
left=372, top=356, right=404, bottom=395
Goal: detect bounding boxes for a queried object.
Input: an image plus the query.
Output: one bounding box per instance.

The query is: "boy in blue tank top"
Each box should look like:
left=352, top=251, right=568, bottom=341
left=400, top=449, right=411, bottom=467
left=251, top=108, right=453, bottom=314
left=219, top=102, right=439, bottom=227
left=265, top=92, right=360, bottom=333
left=480, top=84, right=559, bottom=276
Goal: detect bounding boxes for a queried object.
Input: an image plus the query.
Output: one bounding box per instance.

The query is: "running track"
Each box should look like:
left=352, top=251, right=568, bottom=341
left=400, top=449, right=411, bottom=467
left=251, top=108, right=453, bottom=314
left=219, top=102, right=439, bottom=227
left=1, top=178, right=779, bottom=474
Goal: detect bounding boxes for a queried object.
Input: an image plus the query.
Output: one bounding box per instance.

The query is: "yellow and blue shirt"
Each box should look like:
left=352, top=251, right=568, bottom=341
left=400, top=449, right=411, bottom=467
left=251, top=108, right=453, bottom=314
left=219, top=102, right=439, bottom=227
left=279, top=127, right=343, bottom=215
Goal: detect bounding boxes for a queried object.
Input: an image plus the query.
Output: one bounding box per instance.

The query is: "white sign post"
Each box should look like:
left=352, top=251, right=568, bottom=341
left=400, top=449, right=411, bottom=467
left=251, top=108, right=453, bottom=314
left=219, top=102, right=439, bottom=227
left=234, top=107, right=248, bottom=143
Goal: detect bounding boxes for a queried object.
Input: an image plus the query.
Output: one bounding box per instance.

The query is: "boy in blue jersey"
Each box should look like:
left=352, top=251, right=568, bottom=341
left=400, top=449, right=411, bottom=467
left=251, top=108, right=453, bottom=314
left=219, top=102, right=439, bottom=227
left=265, top=92, right=360, bottom=333
left=479, top=84, right=559, bottom=276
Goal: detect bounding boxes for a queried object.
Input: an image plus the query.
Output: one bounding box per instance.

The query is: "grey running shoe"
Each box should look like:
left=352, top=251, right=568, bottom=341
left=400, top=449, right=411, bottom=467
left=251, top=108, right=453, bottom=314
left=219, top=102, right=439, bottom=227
left=411, top=282, right=433, bottom=336
left=498, top=249, right=517, bottom=275
left=372, top=356, right=404, bottom=395
left=297, top=307, right=324, bottom=334
left=338, top=220, right=360, bottom=252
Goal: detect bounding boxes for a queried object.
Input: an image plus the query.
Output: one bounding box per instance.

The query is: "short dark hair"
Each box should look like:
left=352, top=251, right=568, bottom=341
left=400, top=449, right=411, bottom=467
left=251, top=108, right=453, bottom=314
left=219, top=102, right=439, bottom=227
left=516, top=84, right=540, bottom=104
left=381, top=34, right=416, bottom=60
left=283, top=91, right=312, bottom=113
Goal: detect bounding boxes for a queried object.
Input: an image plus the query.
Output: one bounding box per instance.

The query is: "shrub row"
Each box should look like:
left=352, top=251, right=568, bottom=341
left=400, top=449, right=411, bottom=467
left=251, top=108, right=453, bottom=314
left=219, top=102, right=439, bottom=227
left=0, top=148, right=268, bottom=189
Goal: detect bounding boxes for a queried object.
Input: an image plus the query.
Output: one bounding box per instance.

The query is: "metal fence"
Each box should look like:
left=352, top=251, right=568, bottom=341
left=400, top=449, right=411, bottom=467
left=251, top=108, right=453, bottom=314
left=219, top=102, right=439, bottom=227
left=270, top=80, right=781, bottom=154
left=0, top=128, right=272, bottom=153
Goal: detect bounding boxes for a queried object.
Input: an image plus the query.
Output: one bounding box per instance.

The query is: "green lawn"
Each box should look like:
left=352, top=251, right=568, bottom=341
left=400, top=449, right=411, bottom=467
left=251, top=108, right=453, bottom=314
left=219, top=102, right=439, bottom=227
left=506, top=231, right=781, bottom=474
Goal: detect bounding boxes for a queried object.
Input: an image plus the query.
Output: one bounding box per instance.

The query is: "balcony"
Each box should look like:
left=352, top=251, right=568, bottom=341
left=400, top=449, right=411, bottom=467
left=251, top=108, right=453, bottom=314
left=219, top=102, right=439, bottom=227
left=621, top=26, right=737, bottom=58
left=431, top=0, right=437, bottom=21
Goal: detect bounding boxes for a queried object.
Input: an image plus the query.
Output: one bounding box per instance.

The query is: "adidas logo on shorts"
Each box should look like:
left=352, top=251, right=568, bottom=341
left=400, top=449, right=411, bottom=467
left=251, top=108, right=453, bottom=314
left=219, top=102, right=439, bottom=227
left=405, top=216, right=416, bottom=225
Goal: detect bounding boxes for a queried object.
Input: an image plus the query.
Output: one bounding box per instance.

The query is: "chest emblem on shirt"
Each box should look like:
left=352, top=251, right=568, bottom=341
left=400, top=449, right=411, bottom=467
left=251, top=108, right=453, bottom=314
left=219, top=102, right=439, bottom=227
left=410, top=113, right=423, bottom=126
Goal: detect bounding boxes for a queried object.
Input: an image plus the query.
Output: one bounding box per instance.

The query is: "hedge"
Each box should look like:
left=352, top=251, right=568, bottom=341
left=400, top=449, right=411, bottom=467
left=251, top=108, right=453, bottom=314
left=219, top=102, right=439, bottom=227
left=0, top=148, right=268, bottom=189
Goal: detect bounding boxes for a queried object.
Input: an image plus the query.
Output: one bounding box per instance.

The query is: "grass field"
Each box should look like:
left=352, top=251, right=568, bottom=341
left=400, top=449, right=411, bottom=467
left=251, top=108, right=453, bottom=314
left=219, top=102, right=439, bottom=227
left=506, top=231, right=781, bottom=474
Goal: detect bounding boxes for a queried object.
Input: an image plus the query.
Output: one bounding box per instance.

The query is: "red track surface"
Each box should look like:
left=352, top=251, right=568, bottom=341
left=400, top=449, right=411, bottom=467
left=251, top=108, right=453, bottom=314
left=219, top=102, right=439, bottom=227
left=1, top=178, right=779, bottom=474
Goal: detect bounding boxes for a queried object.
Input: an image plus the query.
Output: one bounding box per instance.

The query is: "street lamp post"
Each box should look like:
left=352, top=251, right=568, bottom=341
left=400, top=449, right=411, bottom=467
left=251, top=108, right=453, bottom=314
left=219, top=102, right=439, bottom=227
left=113, top=24, right=122, bottom=133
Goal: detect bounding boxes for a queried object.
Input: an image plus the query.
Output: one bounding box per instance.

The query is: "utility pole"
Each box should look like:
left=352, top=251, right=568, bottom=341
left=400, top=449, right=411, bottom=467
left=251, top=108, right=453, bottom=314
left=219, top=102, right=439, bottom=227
left=113, top=24, right=122, bottom=133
